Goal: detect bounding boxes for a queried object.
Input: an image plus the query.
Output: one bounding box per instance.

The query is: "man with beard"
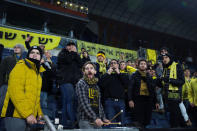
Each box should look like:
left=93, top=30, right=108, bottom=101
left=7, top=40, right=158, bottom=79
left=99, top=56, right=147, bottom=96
left=1, top=46, right=45, bottom=131
left=76, top=62, right=110, bottom=129
left=157, top=53, right=185, bottom=127
left=128, top=59, right=159, bottom=128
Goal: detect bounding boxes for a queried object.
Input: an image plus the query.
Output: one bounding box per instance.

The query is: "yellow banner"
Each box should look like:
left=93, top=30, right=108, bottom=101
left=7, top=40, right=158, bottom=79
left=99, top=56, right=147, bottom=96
left=147, top=49, right=157, bottom=64
left=77, top=40, right=137, bottom=60
left=0, top=26, right=61, bottom=50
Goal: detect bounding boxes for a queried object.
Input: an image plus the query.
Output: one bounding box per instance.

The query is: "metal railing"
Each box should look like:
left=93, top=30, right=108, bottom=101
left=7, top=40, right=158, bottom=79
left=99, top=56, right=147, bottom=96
left=43, top=115, right=57, bottom=131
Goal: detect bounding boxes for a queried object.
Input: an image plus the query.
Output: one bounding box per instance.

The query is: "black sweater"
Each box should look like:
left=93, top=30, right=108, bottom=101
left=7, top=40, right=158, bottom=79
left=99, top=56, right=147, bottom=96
left=99, top=73, right=129, bottom=100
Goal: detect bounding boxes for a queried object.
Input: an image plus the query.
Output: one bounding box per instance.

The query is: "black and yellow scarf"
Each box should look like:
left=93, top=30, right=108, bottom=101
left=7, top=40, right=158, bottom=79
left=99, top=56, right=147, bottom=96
left=83, top=75, right=98, bottom=85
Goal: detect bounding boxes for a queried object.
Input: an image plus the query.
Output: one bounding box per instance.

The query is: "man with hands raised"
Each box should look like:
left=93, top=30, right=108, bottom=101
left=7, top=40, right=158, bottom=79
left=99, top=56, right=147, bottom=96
left=56, top=42, right=82, bottom=128
left=99, top=59, right=129, bottom=127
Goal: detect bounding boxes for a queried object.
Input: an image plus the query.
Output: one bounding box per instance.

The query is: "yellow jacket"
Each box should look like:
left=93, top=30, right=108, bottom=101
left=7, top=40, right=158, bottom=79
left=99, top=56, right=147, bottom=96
left=1, top=59, right=45, bottom=119
left=182, top=78, right=191, bottom=100
left=188, top=78, right=197, bottom=106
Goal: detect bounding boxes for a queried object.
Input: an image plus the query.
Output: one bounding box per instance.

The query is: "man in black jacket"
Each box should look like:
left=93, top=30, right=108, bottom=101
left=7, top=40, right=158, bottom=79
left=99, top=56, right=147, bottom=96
left=56, top=42, right=82, bottom=128
left=99, top=59, right=129, bottom=126
left=157, top=53, right=185, bottom=127
left=128, top=59, right=159, bottom=128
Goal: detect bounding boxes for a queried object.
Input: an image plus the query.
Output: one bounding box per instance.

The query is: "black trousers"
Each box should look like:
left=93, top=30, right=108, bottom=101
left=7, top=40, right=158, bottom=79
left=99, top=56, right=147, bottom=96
left=167, top=100, right=184, bottom=128
left=133, top=96, right=153, bottom=127
left=189, top=106, right=197, bottom=127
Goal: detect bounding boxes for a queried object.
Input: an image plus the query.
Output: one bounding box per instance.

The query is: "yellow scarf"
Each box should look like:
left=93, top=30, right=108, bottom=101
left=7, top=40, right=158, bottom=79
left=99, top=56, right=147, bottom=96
left=139, top=70, right=146, bottom=77
left=96, top=60, right=106, bottom=75
left=120, top=69, right=128, bottom=73
left=163, top=62, right=180, bottom=99
left=169, top=62, right=178, bottom=91
left=138, top=71, right=149, bottom=96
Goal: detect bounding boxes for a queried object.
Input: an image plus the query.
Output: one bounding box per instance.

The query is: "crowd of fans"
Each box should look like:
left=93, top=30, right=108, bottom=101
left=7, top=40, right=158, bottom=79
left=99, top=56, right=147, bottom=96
left=0, top=39, right=197, bottom=130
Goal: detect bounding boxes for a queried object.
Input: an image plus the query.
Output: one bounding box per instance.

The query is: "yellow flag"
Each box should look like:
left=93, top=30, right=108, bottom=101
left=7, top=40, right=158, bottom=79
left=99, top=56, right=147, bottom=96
left=0, top=26, right=61, bottom=50
left=147, top=49, right=157, bottom=64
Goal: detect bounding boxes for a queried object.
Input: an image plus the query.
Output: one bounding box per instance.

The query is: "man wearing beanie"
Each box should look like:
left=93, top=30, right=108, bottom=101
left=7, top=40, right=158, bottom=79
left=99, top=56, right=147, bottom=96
left=56, top=42, right=82, bottom=128
left=157, top=47, right=169, bottom=63
left=95, top=51, right=107, bottom=79
left=1, top=45, right=45, bottom=131
left=157, top=53, right=185, bottom=127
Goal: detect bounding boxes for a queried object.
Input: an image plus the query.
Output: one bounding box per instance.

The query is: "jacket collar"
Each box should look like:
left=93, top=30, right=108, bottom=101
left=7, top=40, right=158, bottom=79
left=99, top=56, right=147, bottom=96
left=24, top=58, right=45, bottom=73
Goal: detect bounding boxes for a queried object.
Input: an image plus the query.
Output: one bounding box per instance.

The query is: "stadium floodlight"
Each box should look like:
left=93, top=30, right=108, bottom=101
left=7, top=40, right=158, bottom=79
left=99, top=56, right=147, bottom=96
left=57, top=1, right=61, bottom=5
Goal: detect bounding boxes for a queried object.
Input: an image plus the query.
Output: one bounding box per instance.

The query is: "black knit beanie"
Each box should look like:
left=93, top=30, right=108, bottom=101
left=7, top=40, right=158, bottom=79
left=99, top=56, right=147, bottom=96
left=162, top=53, right=172, bottom=60
left=27, top=45, right=43, bottom=60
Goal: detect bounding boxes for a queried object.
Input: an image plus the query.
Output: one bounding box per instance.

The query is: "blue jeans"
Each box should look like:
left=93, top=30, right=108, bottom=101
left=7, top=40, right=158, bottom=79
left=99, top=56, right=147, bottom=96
left=104, top=99, right=126, bottom=127
left=156, top=88, right=164, bottom=109
left=40, top=92, right=48, bottom=109
left=60, top=83, right=76, bottom=127
left=0, top=118, right=5, bottom=131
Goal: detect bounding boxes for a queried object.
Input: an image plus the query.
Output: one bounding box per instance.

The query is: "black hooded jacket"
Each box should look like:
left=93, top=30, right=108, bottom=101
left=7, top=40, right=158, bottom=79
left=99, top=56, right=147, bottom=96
left=56, top=49, right=83, bottom=85
left=157, top=60, right=185, bottom=101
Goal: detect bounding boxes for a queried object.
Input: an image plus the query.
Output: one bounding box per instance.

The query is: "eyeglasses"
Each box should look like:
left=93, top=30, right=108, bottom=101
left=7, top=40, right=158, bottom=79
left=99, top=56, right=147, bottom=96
left=110, top=62, right=117, bottom=64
